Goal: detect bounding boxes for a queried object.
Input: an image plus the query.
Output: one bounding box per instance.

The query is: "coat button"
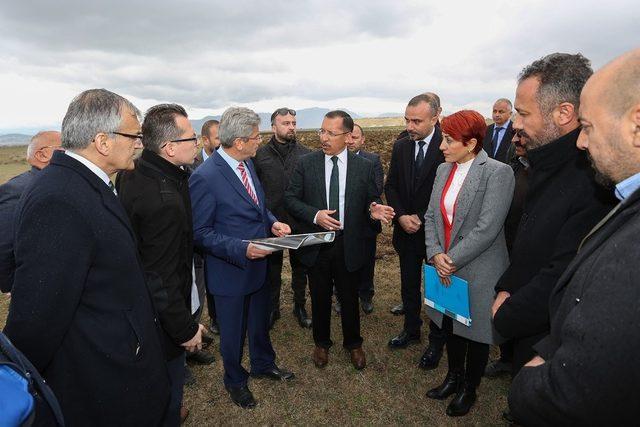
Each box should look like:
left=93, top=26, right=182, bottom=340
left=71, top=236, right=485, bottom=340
left=458, top=236, right=463, bottom=240
left=575, top=298, right=580, bottom=303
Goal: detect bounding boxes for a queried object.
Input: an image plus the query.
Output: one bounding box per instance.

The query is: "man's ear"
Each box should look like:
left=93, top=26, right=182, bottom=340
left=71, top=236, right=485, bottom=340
left=554, top=102, right=576, bottom=127
left=629, top=103, right=640, bottom=148
left=93, top=132, right=111, bottom=156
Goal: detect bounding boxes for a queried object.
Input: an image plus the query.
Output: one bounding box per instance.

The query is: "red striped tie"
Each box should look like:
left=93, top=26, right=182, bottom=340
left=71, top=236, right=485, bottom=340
left=237, top=162, right=259, bottom=206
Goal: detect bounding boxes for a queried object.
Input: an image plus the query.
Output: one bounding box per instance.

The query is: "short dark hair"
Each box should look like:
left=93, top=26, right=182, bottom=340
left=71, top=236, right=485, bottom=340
left=407, top=93, right=439, bottom=117
left=519, top=53, right=593, bottom=114
left=201, top=119, right=219, bottom=138
left=325, top=110, right=354, bottom=132
left=270, top=108, right=296, bottom=125
left=142, top=104, right=188, bottom=153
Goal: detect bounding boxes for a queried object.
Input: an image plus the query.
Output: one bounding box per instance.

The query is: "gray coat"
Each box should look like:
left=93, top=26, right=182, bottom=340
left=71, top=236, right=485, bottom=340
left=424, top=150, right=514, bottom=344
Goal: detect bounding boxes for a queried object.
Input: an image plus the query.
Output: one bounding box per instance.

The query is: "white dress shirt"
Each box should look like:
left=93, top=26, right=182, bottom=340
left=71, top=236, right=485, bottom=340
left=201, top=148, right=210, bottom=162
left=443, top=157, right=474, bottom=223
left=218, top=147, right=257, bottom=197
left=64, top=150, right=114, bottom=193
left=414, top=127, right=436, bottom=159
left=314, top=147, right=348, bottom=228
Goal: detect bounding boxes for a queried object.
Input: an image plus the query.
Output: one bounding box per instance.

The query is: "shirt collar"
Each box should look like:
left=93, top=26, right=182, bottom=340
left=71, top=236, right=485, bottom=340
left=615, top=171, right=640, bottom=201
left=218, top=147, right=243, bottom=170
left=494, top=119, right=511, bottom=130
left=202, top=148, right=209, bottom=162
left=325, top=147, right=348, bottom=164
left=415, top=127, right=435, bottom=146
left=64, top=150, right=111, bottom=188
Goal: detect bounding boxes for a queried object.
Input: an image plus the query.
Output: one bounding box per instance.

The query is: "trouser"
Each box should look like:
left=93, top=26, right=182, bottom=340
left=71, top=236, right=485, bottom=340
left=443, top=317, right=489, bottom=388
left=498, top=339, right=514, bottom=363
left=357, top=236, right=377, bottom=302
left=164, top=353, right=186, bottom=427
left=398, top=248, right=447, bottom=348
left=512, top=333, right=546, bottom=376
left=308, top=235, right=363, bottom=350
left=214, top=282, right=276, bottom=387
left=268, top=249, right=308, bottom=313
left=195, top=259, right=216, bottom=324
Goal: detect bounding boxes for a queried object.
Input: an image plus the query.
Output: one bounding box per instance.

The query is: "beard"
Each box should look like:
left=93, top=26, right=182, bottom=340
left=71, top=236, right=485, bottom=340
left=587, top=152, right=615, bottom=188
left=523, top=117, right=561, bottom=150
left=276, top=131, right=296, bottom=143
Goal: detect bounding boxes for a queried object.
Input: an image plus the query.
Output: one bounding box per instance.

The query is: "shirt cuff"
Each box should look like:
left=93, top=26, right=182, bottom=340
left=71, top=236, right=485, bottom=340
left=313, top=211, right=319, bottom=224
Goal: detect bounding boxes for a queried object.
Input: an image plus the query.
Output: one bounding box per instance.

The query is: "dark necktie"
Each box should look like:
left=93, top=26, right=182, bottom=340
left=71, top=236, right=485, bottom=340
left=108, top=180, right=117, bottom=196
left=492, top=127, right=504, bottom=156
left=329, top=156, right=340, bottom=221
left=415, top=140, right=426, bottom=172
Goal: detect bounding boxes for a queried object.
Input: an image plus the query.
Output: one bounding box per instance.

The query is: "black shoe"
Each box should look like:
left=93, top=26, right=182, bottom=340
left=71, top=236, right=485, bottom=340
left=484, top=359, right=512, bottom=378
left=209, top=320, right=219, bottom=335
left=419, top=345, right=443, bottom=370
left=293, top=304, right=312, bottom=328
left=426, top=371, right=462, bottom=400
left=388, top=330, right=421, bottom=349
left=250, top=366, right=295, bottom=381
left=390, top=303, right=404, bottom=315
left=225, top=384, right=257, bottom=409
left=446, top=382, right=477, bottom=417
left=186, top=349, right=215, bottom=365
left=269, top=310, right=280, bottom=330
left=361, top=299, right=374, bottom=314
left=184, top=365, right=195, bottom=386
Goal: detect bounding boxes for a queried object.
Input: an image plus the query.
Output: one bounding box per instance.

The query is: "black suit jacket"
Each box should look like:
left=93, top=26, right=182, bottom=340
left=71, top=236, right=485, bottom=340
left=357, top=150, right=384, bottom=236
left=0, top=166, right=40, bottom=292
left=484, top=121, right=514, bottom=163
left=4, top=151, right=169, bottom=426
left=284, top=150, right=381, bottom=272
left=117, top=149, right=199, bottom=361
left=384, top=129, right=445, bottom=253
left=509, top=188, right=640, bottom=425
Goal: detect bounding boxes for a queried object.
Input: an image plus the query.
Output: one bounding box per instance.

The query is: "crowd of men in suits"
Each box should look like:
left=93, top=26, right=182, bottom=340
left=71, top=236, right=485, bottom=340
left=1, top=47, right=640, bottom=425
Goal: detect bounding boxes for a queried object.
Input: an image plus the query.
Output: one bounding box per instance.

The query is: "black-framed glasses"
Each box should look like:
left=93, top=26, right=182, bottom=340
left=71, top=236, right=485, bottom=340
left=317, top=129, right=349, bottom=138
left=111, top=131, right=143, bottom=141
left=160, top=136, right=199, bottom=149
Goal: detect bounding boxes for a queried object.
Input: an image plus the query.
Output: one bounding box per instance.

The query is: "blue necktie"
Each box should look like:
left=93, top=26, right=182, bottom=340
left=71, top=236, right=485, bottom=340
left=492, top=127, right=504, bottom=156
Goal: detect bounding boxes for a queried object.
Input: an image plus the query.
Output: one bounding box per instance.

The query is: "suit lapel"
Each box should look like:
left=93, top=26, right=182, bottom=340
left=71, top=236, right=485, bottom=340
left=449, top=152, right=487, bottom=244
left=486, top=124, right=496, bottom=157
left=344, top=151, right=358, bottom=215
left=416, top=128, right=443, bottom=190
left=214, top=153, right=261, bottom=213
left=400, top=139, right=415, bottom=197
left=432, top=163, right=452, bottom=247
left=316, top=151, right=328, bottom=209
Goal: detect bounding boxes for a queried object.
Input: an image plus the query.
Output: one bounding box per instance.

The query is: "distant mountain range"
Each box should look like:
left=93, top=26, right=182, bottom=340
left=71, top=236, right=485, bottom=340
left=0, top=108, right=402, bottom=146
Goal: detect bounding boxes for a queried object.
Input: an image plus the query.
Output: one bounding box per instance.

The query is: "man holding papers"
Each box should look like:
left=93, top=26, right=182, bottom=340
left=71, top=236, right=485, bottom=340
left=423, top=110, right=514, bottom=417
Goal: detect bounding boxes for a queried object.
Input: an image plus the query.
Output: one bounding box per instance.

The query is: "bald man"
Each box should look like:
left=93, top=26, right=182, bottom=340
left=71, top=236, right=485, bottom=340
left=484, top=98, right=514, bottom=163
left=0, top=131, right=62, bottom=292
left=509, top=48, right=640, bottom=425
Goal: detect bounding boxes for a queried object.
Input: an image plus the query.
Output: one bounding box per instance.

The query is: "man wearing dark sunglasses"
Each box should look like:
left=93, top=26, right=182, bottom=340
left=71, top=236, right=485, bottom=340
left=254, top=107, right=313, bottom=330
left=117, top=103, right=207, bottom=425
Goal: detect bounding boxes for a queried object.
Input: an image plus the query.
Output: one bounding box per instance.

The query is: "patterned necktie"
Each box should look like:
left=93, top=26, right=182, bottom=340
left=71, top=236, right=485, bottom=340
left=329, top=156, right=340, bottom=220
left=415, top=140, right=426, bottom=172
left=108, top=181, right=117, bottom=196
left=492, top=127, right=504, bottom=156
left=237, top=162, right=259, bottom=206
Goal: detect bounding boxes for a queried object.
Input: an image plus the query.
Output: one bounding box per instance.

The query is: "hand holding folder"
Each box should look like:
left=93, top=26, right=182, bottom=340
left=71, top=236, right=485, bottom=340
left=424, top=264, right=472, bottom=327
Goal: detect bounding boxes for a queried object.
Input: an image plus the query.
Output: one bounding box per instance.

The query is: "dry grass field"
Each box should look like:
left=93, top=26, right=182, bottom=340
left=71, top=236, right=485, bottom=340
left=0, top=130, right=510, bottom=425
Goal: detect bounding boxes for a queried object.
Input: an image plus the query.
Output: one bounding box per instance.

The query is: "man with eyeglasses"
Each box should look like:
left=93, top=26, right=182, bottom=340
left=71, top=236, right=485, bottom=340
left=0, top=131, right=62, bottom=293
left=190, top=106, right=295, bottom=409
left=253, top=107, right=313, bottom=330
left=116, top=103, right=207, bottom=424
left=285, top=110, right=395, bottom=370
left=5, top=89, right=170, bottom=426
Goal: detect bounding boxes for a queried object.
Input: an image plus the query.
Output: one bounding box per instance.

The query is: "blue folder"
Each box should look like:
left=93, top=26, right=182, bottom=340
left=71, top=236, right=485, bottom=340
left=423, top=264, right=472, bottom=327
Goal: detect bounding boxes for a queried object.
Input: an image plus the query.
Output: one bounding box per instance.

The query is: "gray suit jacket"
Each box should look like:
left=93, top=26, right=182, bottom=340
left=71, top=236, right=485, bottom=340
left=424, top=150, right=515, bottom=344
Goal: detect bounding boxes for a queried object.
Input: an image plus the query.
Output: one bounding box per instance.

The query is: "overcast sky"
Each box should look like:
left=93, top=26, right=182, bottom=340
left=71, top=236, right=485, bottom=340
left=0, top=0, right=637, bottom=133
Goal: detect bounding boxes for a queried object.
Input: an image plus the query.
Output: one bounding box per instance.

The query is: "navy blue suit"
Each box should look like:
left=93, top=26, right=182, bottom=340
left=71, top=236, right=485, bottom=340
left=189, top=150, right=278, bottom=387
left=5, top=151, right=169, bottom=426
left=0, top=166, right=40, bottom=293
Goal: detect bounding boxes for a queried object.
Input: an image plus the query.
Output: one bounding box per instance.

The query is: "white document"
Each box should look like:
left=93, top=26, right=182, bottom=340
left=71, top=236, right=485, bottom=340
left=243, top=231, right=336, bottom=252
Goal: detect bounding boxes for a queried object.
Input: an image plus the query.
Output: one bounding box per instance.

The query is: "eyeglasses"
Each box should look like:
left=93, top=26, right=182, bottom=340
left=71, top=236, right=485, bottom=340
left=317, top=129, right=350, bottom=138
left=111, top=131, right=143, bottom=141
left=271, top=108, right=296, bottom=125
left=160, top=136, right=199, bottom=149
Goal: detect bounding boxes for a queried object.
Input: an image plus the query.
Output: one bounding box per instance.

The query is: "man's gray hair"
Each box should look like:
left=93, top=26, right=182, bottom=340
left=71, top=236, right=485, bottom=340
left=26, top=131, right=48, bottom=159
left=495, top=98, right=513, bottom=109
left=218, top=107, right=261, bottom=148
left=407, top=93, right=440, bottom=117
left=142, top=104, right=188, bottom=153
left=519, top=53, right=593, bottom=115
left=61, top=89, right=140, bottom=150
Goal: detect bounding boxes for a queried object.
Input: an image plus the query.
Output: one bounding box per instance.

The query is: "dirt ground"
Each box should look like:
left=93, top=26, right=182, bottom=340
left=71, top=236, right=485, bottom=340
left=0, top=130, right=511, bottom=425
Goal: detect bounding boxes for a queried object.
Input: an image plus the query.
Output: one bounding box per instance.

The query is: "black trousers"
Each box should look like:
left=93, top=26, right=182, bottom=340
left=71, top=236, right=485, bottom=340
left=398, top=247, right=447, bottom=347
left=268, top=249, right=308, bottom=313
left=443, top=317, right=489, bottom=388
left=357, top=236, right=377, bottom=302
left=499, top=339, right=514, bottom=363
left=195, top=259, right=216, bottom=323
left=308, top=235, right=363, bottom=350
